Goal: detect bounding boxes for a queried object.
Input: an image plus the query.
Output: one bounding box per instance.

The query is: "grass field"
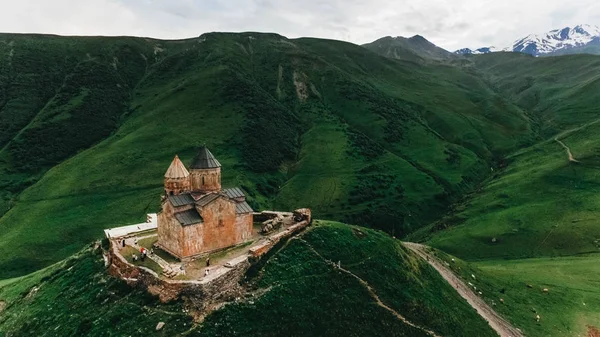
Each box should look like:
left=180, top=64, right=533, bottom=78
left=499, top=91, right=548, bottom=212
left=421, top=116, right=600, bottom=260
left=428, top=248, right=600, bottom=337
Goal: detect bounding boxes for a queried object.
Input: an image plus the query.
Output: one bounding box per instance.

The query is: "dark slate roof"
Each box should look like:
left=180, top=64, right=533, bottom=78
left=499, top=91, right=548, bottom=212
left=174, top=209, right=203, bottom=226
left=190, top=146, right=221, bottom=169
left=196, top=193, right=221, bottom=207
left=168, top=193, right=195, bottom=207
left=223, top=187, right=246, bottom=199
left=235, top=201, right=253, bottom=214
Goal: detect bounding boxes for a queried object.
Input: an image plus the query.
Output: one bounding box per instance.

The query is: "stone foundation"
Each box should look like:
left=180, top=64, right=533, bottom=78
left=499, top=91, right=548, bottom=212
left=108, top=242, right=248, bottom=313
left=107, top=212, right=311, bottom=317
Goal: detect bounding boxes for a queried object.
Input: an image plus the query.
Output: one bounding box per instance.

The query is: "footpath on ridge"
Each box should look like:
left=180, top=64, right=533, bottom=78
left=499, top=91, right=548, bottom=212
left=403, top=242, right=524, bottom=337
left=299, top=238, right=442, bottom=337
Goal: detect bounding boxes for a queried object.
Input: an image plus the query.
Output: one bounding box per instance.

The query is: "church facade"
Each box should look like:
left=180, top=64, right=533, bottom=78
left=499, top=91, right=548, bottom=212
left=157, top=147, right=254, bottom=260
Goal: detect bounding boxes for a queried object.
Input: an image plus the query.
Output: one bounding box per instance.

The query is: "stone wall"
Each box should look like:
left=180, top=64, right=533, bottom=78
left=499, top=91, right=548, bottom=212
left=164, top=176, right=191, bottom=195
left=195, top=196, right=238, bottom=256
left=157, top=201, right=187, bottom=258
left=190, top=167, right=221, bottom=192
left=108, top=241, right=249, bottom=314
left=249, top=220, right=310, bottom=260
left=109, top=210, right=312, bottom=319
left=234, top=213, right=253, bottom=243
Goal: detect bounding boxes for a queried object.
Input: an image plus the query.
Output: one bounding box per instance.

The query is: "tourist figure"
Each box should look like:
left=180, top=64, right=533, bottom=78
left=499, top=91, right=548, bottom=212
left=206, top=257, right=210, bottom=267
left=205, top=269, right=209, bottom=277
left=132, top=254, right=138, bottom=262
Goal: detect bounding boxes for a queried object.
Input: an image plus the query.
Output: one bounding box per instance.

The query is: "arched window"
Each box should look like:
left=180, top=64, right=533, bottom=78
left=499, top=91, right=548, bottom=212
left=202, top=176, right=205, bottom=185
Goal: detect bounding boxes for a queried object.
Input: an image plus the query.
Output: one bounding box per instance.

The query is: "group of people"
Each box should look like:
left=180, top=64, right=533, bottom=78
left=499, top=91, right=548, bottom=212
left=131, top=245, right=153, bottom=262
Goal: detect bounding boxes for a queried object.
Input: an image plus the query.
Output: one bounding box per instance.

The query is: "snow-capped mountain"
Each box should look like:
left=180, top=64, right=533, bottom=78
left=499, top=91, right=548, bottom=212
left=513, top=24, right=600, bottom=56
left=454, top=46, right=504, bottom=55
left=455, top=24, right=600, bottom=57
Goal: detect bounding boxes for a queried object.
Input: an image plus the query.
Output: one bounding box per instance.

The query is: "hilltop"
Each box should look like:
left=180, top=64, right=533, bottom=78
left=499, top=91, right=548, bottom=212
left=0, top=222, right=497, bottom=336
left=362, top=35, right=456, bottom=62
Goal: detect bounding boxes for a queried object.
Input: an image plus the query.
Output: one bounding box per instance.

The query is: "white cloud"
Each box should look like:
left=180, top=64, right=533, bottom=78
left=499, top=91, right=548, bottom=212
left=0, top=0, right=598, bottom=50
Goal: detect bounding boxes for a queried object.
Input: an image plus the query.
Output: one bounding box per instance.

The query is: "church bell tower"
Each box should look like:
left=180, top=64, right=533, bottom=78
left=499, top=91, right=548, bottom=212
left=189, top=146, right=221, bottom=193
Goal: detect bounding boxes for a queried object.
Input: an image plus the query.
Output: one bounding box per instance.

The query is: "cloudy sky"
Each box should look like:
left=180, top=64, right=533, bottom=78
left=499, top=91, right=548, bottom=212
left=0, top=0, right=599, bottom=50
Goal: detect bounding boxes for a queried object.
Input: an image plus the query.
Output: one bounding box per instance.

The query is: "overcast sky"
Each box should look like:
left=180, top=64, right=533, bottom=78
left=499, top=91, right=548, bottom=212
left=0, top=0, right=599, bottom=50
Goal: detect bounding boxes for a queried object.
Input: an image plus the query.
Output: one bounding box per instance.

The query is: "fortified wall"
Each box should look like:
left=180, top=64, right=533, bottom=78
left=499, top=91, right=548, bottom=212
left=105, top=209, right=311, bottom=317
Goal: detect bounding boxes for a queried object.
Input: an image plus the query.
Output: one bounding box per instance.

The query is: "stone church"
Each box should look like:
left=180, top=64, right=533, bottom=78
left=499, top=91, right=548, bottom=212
left=157, top=146, right=254, bottom=260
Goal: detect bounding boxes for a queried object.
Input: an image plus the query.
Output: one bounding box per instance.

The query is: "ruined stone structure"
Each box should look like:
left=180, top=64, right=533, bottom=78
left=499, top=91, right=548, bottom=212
left=157, top=147, right=254, bottom=260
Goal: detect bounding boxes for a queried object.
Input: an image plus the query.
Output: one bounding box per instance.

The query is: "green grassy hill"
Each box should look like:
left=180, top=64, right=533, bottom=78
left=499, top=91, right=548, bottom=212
left=0, top=222, right=496, bottom=337
left=418, top=52, right=600, bottom=260
left=0, top=32, right=535, bottom=278
left=412, top=52, right=600, bottom=335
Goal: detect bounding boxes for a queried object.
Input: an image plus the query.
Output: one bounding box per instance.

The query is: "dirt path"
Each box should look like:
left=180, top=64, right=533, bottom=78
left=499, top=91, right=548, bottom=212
left=555, top=138, right=579, bottom=162
left=403, top=243, right=524, bottom=337
left=299, top=239, right=441, bottom=337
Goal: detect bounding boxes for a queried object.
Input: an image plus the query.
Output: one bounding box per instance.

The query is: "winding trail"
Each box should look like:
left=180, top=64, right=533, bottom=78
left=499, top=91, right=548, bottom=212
left=554, top=138, right=579, bottom=162
left=403, top=243, right=524, bottom=337
left=299, top=239, right=441, bottom=337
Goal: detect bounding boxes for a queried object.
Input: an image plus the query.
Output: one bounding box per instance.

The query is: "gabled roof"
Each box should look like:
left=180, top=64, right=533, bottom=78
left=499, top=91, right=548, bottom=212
left=190, top=146, right=221, bottom=169
left=235, top=201, right=253, bottom=214
left=164, top=155, right=190, bottom=178
left=174, top=209, right=203, bottom=226
left=223, top=187, right=246, bottom=199
left=168, top=193, right=195, bottom=207
left=196, top=193, right=221, bottom=207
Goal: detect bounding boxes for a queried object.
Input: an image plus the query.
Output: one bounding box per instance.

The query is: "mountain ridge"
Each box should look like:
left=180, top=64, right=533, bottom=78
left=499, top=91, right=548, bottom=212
left=455, top=24, right=600, bottom=56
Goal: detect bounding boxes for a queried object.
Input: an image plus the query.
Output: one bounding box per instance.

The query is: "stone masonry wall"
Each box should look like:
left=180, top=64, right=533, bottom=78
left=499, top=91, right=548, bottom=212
left=194, top=197, right=237, bottom=255
left=108, top=241, right=248, bottom=314
left=190, top=167, right=221, bottom=192
left=157, top=202, right=187, bottom=258
left=234, top=213, right=253, bottom=243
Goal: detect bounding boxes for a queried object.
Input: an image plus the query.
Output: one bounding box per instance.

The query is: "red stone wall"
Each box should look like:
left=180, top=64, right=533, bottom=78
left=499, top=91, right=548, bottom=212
left=190, top=168, right=221, bottom=192
left=234, top=213, right=253, bottom=243
left=196, top=196, right=237, bottom=254
left=164, top=176, right=191, bottom=195
left=157, top=201, right=190, bottom=258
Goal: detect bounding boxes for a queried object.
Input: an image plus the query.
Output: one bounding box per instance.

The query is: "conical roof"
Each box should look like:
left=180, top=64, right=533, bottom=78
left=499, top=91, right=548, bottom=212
left=165, top=155, right=190, bottom=178
left=190, top=146, right=221, bottom=169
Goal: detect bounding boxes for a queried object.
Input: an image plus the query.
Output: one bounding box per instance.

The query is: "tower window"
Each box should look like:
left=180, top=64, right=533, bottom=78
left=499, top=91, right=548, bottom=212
left=202, top=176, right=205, bottom=185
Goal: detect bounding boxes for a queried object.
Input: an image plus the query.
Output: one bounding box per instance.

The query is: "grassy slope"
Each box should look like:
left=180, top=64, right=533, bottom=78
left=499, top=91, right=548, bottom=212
left=0, top=244, right=193, bottom=336
left=421, top=53, right=600, bottom=260
left=414, top=52, right=600, bottom=336
left=0, top=222, right=496, bottom=337
left=0, top=33, right=534, bottom=278
left=430, top=249, right=600, bottom=337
